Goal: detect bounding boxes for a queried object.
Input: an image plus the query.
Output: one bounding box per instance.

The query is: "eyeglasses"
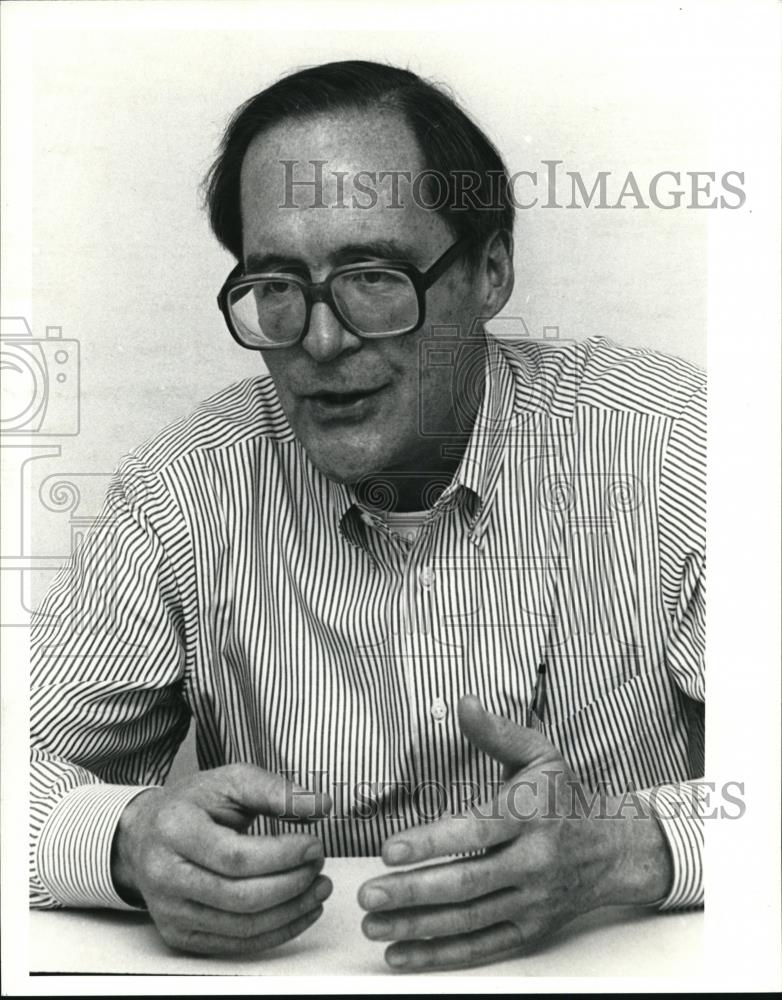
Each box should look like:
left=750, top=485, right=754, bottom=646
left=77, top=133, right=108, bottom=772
left=217, top=235, right=472, bottom=350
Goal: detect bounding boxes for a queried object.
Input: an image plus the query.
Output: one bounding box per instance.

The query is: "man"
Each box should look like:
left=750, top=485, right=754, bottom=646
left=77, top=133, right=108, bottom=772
left=30, top=61, right=705, bottom=971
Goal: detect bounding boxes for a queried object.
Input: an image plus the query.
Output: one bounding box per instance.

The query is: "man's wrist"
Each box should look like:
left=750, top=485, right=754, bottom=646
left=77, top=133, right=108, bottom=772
left=110, top=788, right=161, bottom=907
left=597, top=795, right=674, bottom=908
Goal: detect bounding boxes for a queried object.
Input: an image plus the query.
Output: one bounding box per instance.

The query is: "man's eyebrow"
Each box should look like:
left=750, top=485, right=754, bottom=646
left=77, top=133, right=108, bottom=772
left=331, top=240, right=418, bottom=263
left=244, top=251, right=305, bottom=272
left=243, top=240, right=419, bottom=274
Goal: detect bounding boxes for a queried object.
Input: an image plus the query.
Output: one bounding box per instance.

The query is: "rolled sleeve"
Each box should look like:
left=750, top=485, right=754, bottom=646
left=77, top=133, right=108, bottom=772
left=636, top=782, right=705, bottom=910
left=35, top=783, right=156, bottom=910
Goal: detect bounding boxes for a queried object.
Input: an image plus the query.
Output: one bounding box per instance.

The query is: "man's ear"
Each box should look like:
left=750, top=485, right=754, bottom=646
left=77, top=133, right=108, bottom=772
left=478, top=229, right=515, bottom=319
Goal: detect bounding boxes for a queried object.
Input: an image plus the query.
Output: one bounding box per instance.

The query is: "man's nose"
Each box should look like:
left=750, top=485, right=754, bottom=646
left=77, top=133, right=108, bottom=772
left=301, top=301, right=358, bottom=363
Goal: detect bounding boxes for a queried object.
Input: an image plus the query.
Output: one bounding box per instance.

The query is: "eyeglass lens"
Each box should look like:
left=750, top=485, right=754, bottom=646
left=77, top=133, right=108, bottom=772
left=228, top=268, right=419, bottom=346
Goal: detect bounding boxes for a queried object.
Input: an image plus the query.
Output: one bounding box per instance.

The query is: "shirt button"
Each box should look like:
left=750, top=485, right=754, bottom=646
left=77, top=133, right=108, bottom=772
left=430, top=698, right=448, bottom=722
left=419, top=566, right=435, bottom=587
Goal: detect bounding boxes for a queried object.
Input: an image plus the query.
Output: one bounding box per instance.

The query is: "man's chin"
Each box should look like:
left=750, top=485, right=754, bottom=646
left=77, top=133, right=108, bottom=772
left=297, top=434, right=391, bottom=487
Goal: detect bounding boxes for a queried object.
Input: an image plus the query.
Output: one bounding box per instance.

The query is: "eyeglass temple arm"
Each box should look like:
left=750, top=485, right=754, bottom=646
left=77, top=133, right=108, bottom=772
left=421, top=236, right=473, bottom=288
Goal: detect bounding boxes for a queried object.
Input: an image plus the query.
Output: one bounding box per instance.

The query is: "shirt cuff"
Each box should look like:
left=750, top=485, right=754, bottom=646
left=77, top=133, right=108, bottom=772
left=635, top=783, right=704, bottom=910
left=36, top=783, right=157, bottom=910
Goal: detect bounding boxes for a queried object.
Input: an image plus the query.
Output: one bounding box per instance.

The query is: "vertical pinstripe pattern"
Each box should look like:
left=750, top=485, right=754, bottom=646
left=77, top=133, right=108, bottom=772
left=30, top=334, right=705, bottom=912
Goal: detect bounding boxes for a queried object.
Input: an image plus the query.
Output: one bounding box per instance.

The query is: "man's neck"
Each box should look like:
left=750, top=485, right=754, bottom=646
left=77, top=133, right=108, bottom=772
left=356, top=392, right=484, bottom=513
left=358, top=450, right=465, bottom=513
left=348, top=337, right=489, bottom=512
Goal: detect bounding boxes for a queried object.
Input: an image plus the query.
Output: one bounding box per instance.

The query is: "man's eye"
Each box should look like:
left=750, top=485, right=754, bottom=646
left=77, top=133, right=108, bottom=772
left=348, top=270, right=404, bottom=289
left=261, top=280, right=295, bottom=296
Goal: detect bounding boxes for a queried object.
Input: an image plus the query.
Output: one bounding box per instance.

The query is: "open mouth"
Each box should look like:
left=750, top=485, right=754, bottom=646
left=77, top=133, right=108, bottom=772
left=314, top=391, right=371, bottom=404
left=310, top=385, right=385, bottom=403
left=306, top=384, right=387, bottom=419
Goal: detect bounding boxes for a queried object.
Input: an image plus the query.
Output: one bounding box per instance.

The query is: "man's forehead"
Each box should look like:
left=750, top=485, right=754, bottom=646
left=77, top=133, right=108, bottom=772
left=238, top=109, right=448, bottom=261
left=242, top=108, right=424, bottom=178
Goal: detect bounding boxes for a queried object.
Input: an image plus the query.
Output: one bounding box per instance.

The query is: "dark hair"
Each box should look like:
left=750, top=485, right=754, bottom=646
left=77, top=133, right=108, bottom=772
left=203, top=60, right=514, bottom=267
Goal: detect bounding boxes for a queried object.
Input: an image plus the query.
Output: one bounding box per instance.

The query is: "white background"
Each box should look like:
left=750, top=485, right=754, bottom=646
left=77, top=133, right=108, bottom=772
left=2, top=0, right=780, bottom=993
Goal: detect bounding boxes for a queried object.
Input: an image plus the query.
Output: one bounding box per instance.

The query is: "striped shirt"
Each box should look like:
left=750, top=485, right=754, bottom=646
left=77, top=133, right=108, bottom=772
left=30, top=333, right=706, bottom=912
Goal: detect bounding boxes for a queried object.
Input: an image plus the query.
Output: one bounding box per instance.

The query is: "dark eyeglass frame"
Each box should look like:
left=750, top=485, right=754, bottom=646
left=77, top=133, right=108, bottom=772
left=217, top=235, right=473, bottom=350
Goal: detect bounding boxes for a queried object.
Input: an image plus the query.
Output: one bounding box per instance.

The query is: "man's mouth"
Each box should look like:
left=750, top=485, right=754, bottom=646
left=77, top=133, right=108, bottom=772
left=305, top=384, right=387, bottom=420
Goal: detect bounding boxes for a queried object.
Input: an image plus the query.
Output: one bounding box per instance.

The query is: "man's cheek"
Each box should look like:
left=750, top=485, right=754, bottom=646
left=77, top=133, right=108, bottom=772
left=418, top=368, right=453, bottom=425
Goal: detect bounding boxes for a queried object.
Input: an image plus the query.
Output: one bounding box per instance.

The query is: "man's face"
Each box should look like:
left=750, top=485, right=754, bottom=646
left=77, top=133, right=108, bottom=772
left=239, top=110, right=493, bottom=486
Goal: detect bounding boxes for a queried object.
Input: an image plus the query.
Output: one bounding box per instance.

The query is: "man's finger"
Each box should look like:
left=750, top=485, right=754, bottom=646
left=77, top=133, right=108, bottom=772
left=193, top=764, right=332, bottom=824
left=164, top=905, right=324, bottom=957
left=363, top=885, right=527, bottom=942
left=173, top=875, right=333, bottom=939
left=457, top=695, right=559, bottom=771
left=166, top=805, right=325, bottom=877
left=379, top=802, right=519, bottom=867
left=383, top=921, right=524, bottom=972
left=359, top=854, right=510, bottom=913
left=170, top=857, right=324, bottom=914
left=358, top=857, right=508, bottom=912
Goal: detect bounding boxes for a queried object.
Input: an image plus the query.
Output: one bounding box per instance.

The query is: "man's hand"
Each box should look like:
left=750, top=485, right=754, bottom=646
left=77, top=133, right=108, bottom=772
left=358, top=695, right=673, bottom=971
left=111, top=764, right=333, bottom=955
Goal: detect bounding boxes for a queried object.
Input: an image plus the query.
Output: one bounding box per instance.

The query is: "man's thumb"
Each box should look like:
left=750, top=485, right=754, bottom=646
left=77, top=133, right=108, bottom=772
left=457, top=694, right=558, bottom=771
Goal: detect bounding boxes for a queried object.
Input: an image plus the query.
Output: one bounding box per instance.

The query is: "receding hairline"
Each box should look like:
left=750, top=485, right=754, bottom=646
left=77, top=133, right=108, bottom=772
left=240, top=104, right=424, bottom=172
left=204, top=59, right=515, bottom=265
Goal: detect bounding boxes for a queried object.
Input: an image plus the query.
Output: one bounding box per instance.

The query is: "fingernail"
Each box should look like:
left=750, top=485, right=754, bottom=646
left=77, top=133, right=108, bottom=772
left=314, top=878, right=332, bottom=902
left=365, top=916, right=392, bottom=938
left=303, top=844, right=323, bottom=863
left=291, top=787, right=317, bottom=804
left=387, top=950, right=409, bottom=968
left=385, top=842, right=411, bottom=864
left=361, top=886, right=389, bottom=909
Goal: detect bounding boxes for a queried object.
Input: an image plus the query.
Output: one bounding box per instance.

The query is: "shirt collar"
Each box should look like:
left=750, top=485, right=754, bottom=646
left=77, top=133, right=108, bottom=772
left=326, top=477, right=379, bottom=552
left=450, top=333, right=516, bottom=526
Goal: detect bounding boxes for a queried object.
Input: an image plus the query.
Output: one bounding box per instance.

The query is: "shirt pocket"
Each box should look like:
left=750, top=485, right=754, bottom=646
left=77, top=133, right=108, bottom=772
left=540, top=669, right=687, bottom=795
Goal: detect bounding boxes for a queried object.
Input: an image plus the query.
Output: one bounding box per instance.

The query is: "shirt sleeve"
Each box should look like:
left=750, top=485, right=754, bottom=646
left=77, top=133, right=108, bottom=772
left=30, top=454, right=192, bottom=910
left=639, top=379, right=707, bottom=910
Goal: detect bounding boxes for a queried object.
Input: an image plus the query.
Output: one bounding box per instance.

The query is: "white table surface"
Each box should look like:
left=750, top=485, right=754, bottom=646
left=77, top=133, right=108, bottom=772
left=29, top=858, right=703, bottom=978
